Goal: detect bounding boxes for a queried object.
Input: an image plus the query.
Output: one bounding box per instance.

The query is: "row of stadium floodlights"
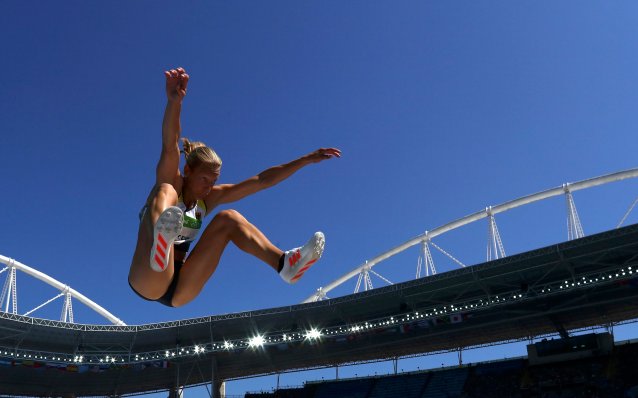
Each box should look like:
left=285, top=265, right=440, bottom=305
left=0, top=264, right=634, bottom=367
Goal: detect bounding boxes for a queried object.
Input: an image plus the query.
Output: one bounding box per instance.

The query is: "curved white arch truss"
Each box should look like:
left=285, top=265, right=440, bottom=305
left=0, top=254, right=125, bottom=326
left=304, top=167, right=638, bottom=303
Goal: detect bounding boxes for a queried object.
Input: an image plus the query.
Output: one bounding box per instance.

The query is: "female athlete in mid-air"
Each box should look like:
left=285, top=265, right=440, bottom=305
left=128, top=67, right=340, bottom=307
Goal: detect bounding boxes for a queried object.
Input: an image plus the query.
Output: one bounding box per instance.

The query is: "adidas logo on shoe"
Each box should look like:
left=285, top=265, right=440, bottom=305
left=150, top=206, right=184, bottom=272
left=280, top=232, right=325, bottom=284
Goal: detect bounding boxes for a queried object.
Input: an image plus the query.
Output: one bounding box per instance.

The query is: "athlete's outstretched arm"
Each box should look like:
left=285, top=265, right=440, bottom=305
left=156, top=67, right=189, bottom=186
left=204, top=148, right=341, bottom=210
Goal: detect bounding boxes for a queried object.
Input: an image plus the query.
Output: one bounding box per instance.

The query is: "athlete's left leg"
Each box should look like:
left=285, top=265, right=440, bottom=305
left=128, top=183, right=180, bottom=300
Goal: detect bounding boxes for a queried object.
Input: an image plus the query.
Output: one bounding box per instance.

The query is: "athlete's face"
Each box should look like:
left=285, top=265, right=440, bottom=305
left=185, top=164, right=219, bottom=199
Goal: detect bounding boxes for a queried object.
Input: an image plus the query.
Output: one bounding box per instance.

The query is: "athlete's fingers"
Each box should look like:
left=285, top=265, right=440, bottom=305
left=318, top=148, right=341, bottom=158
left=324, top=148, right=341, bottom=157
left=181, top=73, right=190, bottom=90
left=175, top=73, right=189, bottom=98
left=308, top=148, right=341, bottom=163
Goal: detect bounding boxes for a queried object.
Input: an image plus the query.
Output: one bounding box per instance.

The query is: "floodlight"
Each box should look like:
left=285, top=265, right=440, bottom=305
left=305, top=329, right=321, bottom=339
left=248, top=336, right=265, bottom=348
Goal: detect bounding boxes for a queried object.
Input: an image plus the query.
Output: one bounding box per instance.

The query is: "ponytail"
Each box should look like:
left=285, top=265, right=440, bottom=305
left=181, top=137, right=222, bottom=172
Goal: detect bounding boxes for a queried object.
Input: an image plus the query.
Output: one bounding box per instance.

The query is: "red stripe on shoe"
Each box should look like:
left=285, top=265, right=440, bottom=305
left=292, top=259, right=318, bottom=280
left=158, top=234, right=167, bottom=250
left=296, top=264, right=312, bottom=274
left=289, top=251, right=302, bottom=267
left=154, top=254, right=165, bottom=270
left=157, top=245, right=166, bottom=260
left=291, top=271, right=306, bottom=282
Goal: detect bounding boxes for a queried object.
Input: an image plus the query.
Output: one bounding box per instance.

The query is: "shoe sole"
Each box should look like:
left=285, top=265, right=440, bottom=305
left=150, top=206, right=184, bottom=272
left=289, top=232, right=325, bottom=284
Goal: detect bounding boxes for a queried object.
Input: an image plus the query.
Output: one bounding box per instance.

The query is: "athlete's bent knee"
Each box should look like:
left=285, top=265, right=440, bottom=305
left=155, top=183, right=178, bottom=199
left=214, top=209, right=244, bottom=227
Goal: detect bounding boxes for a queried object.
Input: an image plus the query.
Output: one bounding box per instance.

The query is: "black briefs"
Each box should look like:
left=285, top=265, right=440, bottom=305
left=129, top=259, right=184, bottom=308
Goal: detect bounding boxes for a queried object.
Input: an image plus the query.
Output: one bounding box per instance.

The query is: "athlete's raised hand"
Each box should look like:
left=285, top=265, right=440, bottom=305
left=305, top=148, right=342, bottom=164
left=165, top=67, right=189, bottom=102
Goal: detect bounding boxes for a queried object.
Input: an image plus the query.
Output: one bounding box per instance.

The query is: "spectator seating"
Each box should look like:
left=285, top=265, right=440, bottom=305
left=367, top=373, right=430, bottom=398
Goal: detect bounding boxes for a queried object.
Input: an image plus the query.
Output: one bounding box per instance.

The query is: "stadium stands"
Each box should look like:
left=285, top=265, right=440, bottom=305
left=367, top=373, right=430, bottom=397
left=247, top=339, right=638, bottom=398
left=421, top=367, right=468, bottom=398
left=463, top=359, right=525, bottom=397
left=313, top=378, right=375, bottom=398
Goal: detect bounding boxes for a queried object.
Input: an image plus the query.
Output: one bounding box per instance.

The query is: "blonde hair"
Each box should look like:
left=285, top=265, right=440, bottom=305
left=180, top=137, right=222, bottom=172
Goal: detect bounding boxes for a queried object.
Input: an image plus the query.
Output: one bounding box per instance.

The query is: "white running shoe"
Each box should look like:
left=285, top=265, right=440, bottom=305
left=150, top=206, right=184, bottom=272
left=280, top=232, right=325, bottom=284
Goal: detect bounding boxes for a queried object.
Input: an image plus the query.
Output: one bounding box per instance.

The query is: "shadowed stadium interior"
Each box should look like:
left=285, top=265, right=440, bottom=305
left=245, top=339, right=638, bottom=397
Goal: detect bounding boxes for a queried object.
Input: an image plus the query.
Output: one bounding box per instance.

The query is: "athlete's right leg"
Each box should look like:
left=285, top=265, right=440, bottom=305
left=171, top=209, right=324, bottom=307
left=128, top=183, right=179, bottom=300
left=170, top=209, right=283, bottom=307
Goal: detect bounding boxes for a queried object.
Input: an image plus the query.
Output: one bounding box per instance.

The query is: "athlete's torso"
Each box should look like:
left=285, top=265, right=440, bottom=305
left=174, top=196, right=206, bottom=244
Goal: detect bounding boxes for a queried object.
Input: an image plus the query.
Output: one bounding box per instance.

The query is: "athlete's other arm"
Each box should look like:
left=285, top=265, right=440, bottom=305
left=156, top=67, right=189, bottom=186
left=203, top=148, right=341, bottom=212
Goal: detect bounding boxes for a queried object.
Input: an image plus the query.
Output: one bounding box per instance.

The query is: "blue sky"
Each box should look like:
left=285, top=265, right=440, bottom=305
left=2, top=1, right=638, bottom=395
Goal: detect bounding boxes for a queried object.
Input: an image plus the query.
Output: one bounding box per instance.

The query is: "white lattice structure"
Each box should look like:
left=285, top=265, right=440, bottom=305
left=0, top=255, right=125, bottom=326
left=305, top=168, right=638, bottom=303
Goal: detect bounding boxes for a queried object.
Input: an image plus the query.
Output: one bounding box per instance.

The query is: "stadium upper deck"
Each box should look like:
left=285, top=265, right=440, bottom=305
left=2, top=224, right=638, bottom=396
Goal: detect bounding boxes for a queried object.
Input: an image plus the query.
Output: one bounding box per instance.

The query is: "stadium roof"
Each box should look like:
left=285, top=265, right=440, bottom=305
left=2, top=224, right=638, bottom=396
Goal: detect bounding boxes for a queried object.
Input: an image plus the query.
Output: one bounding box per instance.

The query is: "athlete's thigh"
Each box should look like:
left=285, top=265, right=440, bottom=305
left=128, top=204, right=176, bottom=300
left=171, top=217, right=232, bottom=305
